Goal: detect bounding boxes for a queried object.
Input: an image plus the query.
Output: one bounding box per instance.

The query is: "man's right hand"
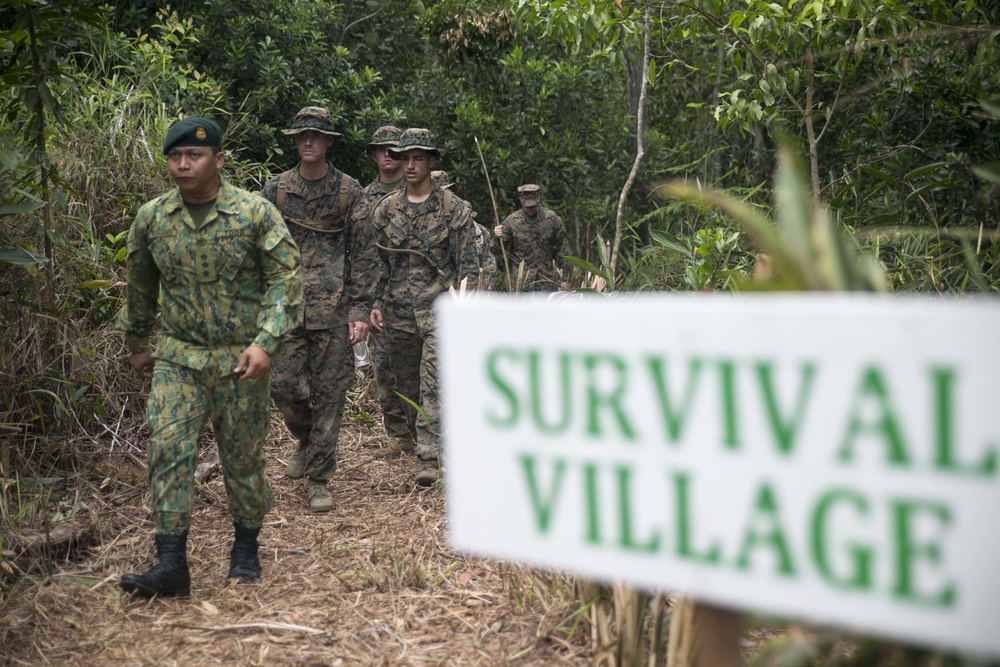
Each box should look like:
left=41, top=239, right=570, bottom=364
left=130, top=351, right=155, bottom=379
left=370, top=309, right=384, bottom=333
left=493, top=225, right=504, bottom=238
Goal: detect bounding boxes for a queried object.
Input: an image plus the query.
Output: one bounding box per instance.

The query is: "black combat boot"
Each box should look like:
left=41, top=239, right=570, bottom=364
left=227, top=524, right=261, bottom=582
left=120, top=532, right=190, bottom=598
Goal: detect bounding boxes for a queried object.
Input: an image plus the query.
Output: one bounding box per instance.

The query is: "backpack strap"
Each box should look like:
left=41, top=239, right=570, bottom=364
left=274, top=169, right=296, bottom=212
left=340, top=179, right=349, bottom=221
left=443, top=188, right=454, bottom=218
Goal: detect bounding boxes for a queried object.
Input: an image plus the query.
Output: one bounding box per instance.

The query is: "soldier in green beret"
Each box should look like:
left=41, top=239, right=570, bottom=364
left=261, top=107, right=378, bottom=513
left=371, top=129, right=482, bottom=485
left=117, top=116, right=303, bottom=597
left=494, top=183, right=572, bottom=291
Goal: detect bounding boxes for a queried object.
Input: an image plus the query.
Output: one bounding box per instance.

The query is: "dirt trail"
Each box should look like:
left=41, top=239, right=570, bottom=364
left=0, top=414, right=588, bottom=666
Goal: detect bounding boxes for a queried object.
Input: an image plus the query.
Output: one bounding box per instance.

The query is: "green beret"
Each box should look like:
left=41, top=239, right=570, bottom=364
left=162, top=117, right=223, bottom=154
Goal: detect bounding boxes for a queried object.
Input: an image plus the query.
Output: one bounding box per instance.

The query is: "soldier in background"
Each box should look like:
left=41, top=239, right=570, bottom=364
left=364, top=125, right=404, bottom=196
left=363, top=126, right=415, bottom=460
left=432, top=170, right=496, bottom=290
left=261, top=107, right=377, bottom=513
left=371, top=129, right=481, bottom=486
left=493, top=183, right=572, bottom=291
left=118, top=117, right=303, bottom=597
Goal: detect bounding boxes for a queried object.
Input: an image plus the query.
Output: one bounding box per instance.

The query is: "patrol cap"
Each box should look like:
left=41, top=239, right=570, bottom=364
left=517, top=183, right=541, bottom=206
left=366, top=125, right=403, bottom=153
left=431, top=170, right=454, bottom=190
left=162, top=117, right=223, bottom=154
left=282, top=106, right=342, bottom=137
left=388, top=128, right=441, bottom=158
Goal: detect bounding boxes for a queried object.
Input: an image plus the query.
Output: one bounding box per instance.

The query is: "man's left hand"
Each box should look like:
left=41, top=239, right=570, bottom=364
left=234, top=345, right=271, bottom=380
left=349, top=321, right=369, bottom=345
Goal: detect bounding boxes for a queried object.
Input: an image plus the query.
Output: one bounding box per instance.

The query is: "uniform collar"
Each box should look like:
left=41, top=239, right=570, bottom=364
left=163, top=176, right=239, bottom=215
left=283, top=161, right=337, bottom=199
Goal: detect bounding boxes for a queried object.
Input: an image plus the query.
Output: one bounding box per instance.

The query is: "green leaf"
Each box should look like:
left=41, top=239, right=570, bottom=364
left=0, top=247, right=47, bottom=266
left=980, top=99, right=1000, bottom=118
left=862, top=167, right=900, bottom=188
left=564, top=255, right=612, bottom=283
left=902, top=162, right=947, bottom=181
left=79, top=280, right=115, bottom=289
left=0, top=200, right=43, bottom=217
left=972, top=163, right=1000, bottom=184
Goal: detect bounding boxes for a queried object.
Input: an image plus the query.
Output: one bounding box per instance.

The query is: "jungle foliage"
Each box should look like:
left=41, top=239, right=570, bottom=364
left=1, top=0, right=998, bottom=661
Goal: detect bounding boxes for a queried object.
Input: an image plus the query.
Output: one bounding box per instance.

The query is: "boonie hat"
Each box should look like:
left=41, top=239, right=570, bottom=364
left=517, top=183, right=541, bottom=207
left=162, top=117, right=222, bottom=154
left=388, top=128, right=441, bottom=158
left=282, top=107, right=342, bottom=137
left=431, top=170, right=454, bottom=189
left=367, top=125, right=403, bottom=152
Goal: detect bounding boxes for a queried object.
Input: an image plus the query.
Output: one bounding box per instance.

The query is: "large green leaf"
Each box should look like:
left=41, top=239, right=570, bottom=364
left=0, top=200, right=43, bottom=217
left=0, top=247, right=47, bottom=266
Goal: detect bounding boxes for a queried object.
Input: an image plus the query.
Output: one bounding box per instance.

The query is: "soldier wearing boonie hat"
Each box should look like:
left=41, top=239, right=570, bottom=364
left=364, top=126, right=404, bottom=199
left=261, top=106, right=378, bottom=514
left=364, top=125, right=412, bottom=460
left=494, top=182, right=572, bottom=292
left=280, top=106, right=343, bottom=137
left=370, top=128, right=481, bottom=486
left=117, top=116, right=303, bottom=597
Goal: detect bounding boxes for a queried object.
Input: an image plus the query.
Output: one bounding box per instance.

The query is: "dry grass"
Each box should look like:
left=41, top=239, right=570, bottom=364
left=0, top=389, right=591, bottom=666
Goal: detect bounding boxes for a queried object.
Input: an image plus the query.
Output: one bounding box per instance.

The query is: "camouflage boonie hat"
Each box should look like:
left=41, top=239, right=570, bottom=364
left=281, top=107, right=342, bottom=137
left=517, top=183, right=541, bottom=206
left=366, top=125, right=403, bottom=152
left=431, top=170, right=454, bottom=189
left=388, top=128, right=441, bottom=158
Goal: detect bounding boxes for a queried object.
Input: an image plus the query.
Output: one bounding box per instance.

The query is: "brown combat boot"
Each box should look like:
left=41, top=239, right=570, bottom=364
left=372, top=434, right=416, bottom=459
left=308, top=481, right=335, bottom=513
left=414, top=458, right=440, bottom=487
left=285, top=443, right=308, bottom=479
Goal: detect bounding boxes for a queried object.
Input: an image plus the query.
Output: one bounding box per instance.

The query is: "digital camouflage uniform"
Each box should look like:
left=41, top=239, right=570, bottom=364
left=364, top=125, right=411, bottom=443
left=373, top=133, right=481, bottom=464
left=496, top=187, right=572, bottom=291
left=433, top=170, right=496, bottom=290
left=261, top=161, right=376, bottom=482
left=118, top=178, right=303, bottom=535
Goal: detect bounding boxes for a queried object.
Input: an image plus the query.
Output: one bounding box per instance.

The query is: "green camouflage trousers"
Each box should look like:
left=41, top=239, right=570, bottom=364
left=270, top=326, right=353, bottom=481
left=369, top=331, right=414, bottom=440
left=146, top=360, right=274, bottom=534
left=383, top=325, right=440, bottom=461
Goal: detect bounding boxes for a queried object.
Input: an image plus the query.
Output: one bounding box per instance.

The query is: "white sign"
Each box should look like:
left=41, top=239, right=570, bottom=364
left=438, top=294, right=1000, bottom=657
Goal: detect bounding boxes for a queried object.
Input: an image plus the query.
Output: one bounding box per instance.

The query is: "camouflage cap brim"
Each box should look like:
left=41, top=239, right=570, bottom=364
left=367, top=141, right=400, bottom=151
left=281, top=127, right=343, bottom=137
left=388, top=144, right=441, bottom=158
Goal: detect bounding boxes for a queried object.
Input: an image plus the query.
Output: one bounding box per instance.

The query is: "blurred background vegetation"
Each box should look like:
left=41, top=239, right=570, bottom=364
left=1, top=0, right=998, bottom=664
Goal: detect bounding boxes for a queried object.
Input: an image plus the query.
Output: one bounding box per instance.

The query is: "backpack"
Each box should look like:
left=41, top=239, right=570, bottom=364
left=274, top=168, right=350, bottom=230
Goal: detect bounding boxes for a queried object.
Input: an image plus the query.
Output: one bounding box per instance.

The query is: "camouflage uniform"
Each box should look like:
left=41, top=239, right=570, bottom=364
left=261, top=161, right=376, bottom=482
left=373, top=131, right=481, bottom=464
left=118, top=178, right=303, bottom=534
left=364, top=129, right=411, bottom=443
left=496, top=185, right=572, bottom=291
left=432, top=170, right=497, bottom=290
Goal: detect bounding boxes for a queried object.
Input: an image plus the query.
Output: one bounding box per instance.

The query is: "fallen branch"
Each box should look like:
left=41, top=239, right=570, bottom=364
left=163, top=621, right=325, bottom=635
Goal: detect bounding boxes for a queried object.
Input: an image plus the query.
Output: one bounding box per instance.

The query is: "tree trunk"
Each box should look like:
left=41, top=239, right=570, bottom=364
left=610, top=8, right=651, bottom=276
